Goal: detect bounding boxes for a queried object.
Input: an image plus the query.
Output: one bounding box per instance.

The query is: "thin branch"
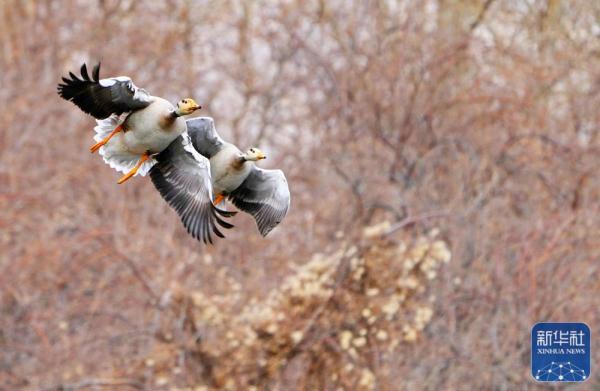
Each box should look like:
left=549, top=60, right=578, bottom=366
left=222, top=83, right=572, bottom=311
left=384, top=210, right=452, bottom=236
left=469, top=0, right=495, bottom=31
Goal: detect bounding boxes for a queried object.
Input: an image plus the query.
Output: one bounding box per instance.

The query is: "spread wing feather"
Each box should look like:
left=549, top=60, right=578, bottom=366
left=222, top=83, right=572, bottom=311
left=57, top=62, right=152, bottom=119
left=228, top=167, right=290, bottom=236
left=150, top=133, right=235, bottom=244
left=186, top=117, right=225, bottom=159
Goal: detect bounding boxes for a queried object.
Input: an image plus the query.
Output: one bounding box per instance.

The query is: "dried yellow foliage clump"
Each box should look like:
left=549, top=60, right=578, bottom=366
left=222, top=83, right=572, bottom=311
left=143, top=222, right=451, bottom=389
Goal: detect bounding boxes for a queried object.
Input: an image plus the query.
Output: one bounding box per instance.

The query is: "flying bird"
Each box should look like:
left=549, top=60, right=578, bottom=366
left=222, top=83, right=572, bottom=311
left=57, top=62, right=201, bottom=184
left=57, top=63, right=290, bottom=243
left=150, top=117, right=291, bottom=237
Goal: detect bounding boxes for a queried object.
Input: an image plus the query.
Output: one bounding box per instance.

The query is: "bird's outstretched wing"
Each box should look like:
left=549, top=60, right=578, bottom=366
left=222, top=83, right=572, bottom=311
left=228, top=167, right=290, bottom=236
left=186, top=117, right=226, bottom=159
left=57, top=62, right=152, bottom=119
left=150, top=132, right=236, bottom=244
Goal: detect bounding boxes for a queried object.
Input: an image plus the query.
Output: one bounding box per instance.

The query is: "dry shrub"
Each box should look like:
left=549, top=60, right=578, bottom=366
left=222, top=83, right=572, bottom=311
left=129, top=224, right=450, bottom=390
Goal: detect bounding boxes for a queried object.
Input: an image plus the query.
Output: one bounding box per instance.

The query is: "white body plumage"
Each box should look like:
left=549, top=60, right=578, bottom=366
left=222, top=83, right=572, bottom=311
left=210, top=144, right=253, bottom=195
left=122, top=98, right=186, bottom=153
left=94, top=97, right=186, bottom=176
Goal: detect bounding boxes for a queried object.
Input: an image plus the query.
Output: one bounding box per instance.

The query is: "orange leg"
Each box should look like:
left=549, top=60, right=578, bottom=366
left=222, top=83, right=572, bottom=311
left=90, top=124, right=123, bottom=153
left=214, top=194, right=225, bottom=205
left=117, top=153, right=150, bottom=184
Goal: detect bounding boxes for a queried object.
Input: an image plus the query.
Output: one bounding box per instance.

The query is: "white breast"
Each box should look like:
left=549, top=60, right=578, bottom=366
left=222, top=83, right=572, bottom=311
left=123, top=98, right=186, bottom=154
left=210, top=145, right=252, bottom=194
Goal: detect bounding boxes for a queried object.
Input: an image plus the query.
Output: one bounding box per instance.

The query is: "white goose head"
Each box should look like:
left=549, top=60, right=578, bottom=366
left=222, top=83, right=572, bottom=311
left=174, top=98, right=201, bottom=116
left=243, top=147, right=267, bottom=162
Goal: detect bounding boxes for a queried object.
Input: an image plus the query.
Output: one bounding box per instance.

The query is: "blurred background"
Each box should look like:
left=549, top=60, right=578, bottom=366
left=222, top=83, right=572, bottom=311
left=1, top=0, right=599, bottom=389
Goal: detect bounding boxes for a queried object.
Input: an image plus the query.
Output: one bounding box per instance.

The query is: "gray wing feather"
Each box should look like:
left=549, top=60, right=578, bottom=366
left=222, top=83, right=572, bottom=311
left=228, top=167, right=290, bottom=236
left=186, top=117, right=225, bottom=159
left=57, top=62, right=152, bottom=119
left=149, top=133, right=236, bottom=244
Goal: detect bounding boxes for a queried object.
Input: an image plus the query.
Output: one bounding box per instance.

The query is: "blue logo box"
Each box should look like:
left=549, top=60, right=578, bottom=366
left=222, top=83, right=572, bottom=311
left=531, top=322, right=590, bottom=382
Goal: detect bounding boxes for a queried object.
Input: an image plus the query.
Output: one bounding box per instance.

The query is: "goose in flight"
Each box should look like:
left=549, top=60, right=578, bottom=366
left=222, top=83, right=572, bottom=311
left=57, top=62, right=201, bottom=184
left=57, top=64, right=288, bottom=243
left=151, top=117, right=291, bottom=238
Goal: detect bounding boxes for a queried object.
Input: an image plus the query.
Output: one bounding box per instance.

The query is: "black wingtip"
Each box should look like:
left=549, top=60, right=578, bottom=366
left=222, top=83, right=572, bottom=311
left=213, top=225, right=225, bottom=238
left=80, top=63, right=90, bottom=81
left=215, top=215, right=234, bottom=229
left=92, top=62, right=101, bottom=81
left=259, top=226, right=274, bottom=237
left=213, top=205, right=235, bottom=230
left=57, top=61, right=118, bottom=119
left=215, top=207, right=237, bottom=217
left=204, top=233, right=213, bottom=245
left=57, top=66, right=86, bottom=101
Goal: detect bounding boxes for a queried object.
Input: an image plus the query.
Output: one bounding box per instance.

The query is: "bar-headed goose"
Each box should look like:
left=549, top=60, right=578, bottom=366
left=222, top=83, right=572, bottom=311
left=151, top=117, right=290, bottom=238
left=57, top=62, right=201, bottom=184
